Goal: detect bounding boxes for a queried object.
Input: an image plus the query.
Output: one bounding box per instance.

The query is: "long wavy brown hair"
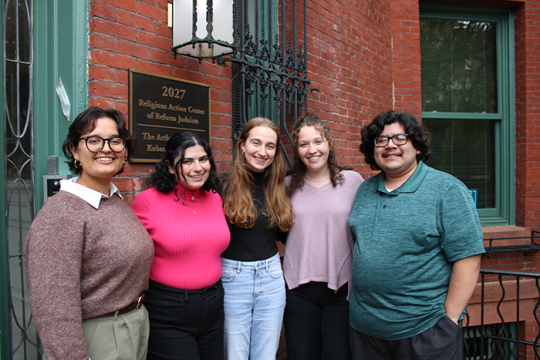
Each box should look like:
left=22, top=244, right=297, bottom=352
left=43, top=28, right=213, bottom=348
left=221, top=117, right=294, bottom=232
left=287, top=113, right=347, bottom=196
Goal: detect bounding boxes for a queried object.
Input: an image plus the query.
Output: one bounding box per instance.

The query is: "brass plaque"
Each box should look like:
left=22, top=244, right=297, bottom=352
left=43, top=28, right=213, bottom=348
left=129, top=69, right=211, bottom=163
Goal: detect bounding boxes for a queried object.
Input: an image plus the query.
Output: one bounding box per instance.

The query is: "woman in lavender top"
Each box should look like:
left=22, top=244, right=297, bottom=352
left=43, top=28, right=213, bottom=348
left=283, top=113, right=363, bottom=360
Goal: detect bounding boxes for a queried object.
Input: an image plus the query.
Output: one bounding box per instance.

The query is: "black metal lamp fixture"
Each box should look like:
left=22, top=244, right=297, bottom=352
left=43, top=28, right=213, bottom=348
left=172, top=0, right=236, bottom=58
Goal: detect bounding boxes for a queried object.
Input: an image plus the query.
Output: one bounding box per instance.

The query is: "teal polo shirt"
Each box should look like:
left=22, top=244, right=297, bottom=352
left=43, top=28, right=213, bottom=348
left=348, top=161, right=485, bottom=340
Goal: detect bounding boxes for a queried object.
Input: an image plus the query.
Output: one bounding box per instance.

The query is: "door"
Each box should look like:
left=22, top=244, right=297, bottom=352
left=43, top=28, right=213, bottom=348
left=2, top=0, right=39, bottom=358
left=1, top=1, right=89, bottom=358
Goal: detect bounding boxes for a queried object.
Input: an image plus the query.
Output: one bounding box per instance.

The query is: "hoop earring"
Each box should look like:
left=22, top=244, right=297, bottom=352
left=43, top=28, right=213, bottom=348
left=74, top=160, right=81, bottom=169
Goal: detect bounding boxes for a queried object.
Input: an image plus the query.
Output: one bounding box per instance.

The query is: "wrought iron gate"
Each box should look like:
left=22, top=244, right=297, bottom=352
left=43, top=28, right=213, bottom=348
left=218, top=0, right=311, bottom=167
left=3, top=0, right=39, bottom=358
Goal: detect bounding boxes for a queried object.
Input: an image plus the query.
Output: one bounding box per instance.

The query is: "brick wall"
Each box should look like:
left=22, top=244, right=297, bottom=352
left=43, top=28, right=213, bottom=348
left=89, top=0, right=234, bottom=203
left=89, top=0, right=402, bottom=193
left=391, top=0, right=422, bottom=119
left=304, top=0, right=393, bottom=177
left=515, top=1, right=540, bottom=229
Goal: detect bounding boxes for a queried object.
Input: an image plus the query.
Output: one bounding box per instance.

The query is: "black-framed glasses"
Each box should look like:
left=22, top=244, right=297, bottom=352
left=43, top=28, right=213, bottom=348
left=79, top=136, right=127, bottom=153
left=374, top=134, right=409, bottom=147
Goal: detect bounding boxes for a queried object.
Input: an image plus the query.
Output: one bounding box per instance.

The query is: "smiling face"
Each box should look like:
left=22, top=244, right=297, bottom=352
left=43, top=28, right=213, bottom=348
left=297, top=125, right=330, bottom=175
left=169, top=144, right=211, bottom=190
left=70, top=117, right=126, bottom=193
left=373, top=122, right=420, bottom=180
left=240, top=125, right=278, bottom=172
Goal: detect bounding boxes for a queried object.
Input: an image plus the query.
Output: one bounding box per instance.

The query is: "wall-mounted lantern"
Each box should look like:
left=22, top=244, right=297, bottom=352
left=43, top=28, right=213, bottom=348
left=172, top=0, right=235, bottom=58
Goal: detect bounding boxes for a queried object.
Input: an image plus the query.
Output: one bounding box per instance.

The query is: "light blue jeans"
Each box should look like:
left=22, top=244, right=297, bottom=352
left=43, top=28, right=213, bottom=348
left=221, top=253, right=286, bottom=360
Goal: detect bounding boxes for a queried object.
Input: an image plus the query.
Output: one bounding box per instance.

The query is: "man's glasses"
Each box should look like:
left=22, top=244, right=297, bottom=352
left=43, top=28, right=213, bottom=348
left=374, top=134, right=409, bottom=147
left=79, top=136, right=127, bottom=153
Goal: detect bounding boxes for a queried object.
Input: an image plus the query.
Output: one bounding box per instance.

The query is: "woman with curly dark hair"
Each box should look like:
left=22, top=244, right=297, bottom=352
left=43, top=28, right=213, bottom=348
left=131, top=131, right=230, bottom=360
left=283, top=113, right=363, bottom=360
left=24, top=107, right=154, bottom=360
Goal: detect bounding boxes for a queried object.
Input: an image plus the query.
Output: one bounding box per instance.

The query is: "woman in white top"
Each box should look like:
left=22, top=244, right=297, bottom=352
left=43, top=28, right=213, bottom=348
left=283, top=113, right=363, bottom=360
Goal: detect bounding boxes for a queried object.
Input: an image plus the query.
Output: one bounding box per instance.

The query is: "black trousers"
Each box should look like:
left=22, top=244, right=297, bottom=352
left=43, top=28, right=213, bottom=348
left=144, top=279, right=225, bottom=360
left=284, top=282, right=351, bottom=360
left=349, top=315, right=464, bottom=360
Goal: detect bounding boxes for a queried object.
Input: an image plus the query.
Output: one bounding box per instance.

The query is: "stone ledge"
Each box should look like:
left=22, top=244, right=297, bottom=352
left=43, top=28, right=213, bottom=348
left=482, top=226, right=530, bottom=239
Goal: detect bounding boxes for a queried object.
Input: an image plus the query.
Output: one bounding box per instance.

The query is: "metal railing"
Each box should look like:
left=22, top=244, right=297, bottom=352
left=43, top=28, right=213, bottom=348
left=484, top=231, right=540, bottom=259
left=464, top=269, right=540, bottom=359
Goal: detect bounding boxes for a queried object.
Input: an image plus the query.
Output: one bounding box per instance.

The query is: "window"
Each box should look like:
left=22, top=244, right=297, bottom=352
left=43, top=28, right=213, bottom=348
left=463, top=322, right=516, bottom=359
left=420, top=5, right=515, bottom=226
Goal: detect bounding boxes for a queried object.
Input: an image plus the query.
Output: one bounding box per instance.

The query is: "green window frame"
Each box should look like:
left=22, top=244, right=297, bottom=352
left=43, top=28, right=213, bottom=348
left=420, top=4, right=515, bottom=227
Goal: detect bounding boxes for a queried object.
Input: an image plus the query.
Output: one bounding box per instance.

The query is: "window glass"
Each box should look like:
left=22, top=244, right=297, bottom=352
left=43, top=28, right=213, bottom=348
left=421, top=19, right=497, bottom=113
left=421, top=6, right=514, bottom=226
left=423, top=118, right=495, bottom=209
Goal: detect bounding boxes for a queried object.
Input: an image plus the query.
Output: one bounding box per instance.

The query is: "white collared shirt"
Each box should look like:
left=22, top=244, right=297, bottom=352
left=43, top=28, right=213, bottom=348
left=60, top=178, right=123, bottom=209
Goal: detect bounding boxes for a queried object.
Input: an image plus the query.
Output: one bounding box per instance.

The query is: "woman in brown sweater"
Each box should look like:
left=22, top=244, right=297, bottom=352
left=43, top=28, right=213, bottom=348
left=23, top=107, right=154, bottom=360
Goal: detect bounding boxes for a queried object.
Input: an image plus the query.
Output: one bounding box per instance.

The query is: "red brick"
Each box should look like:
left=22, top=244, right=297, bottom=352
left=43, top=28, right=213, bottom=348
left=117, top=100, right=129, bottom=116
left=91, top=2, right=117, bottom=21
left=97, top=0, right=137, bottom=13
left=213, top=150, right=233, bottom=162
left=117, top=9, right=156, bottom=33
left=167, top=52, right=184, bottom=68
left=89, top=65, right=116, bottom=82
left=90, top=49, right=137, bottom=69
left=137, top=59, right=174, bottom=77
left=205, top=75, right=231, bottom=91
left=118, top=69, right=129, bottom=85
left=138, top=2, right=168, bottom=22
left=90, top=18, right=137, bottom=42
left=117, top=39, right=150, bottom=59
left=173, top=68, right=205, bottom=84
left=138, top=31, right=172, bottom=51
left=157, top=0, right=169, bottom=9
left=150, top=48, right=169, bottom=64
left=156, top=22, right=173, bottom=37
left=90, top=81, right=128, bottom=100
left=89, top=97, right=116, bottom=109
left=90, top=33, right=116, bottom=52
left=211, top=125, right=232, bottom=138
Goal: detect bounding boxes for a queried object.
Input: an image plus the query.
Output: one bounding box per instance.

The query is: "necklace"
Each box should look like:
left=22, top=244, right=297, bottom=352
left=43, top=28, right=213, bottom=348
left=304, top=175, right=330, bottom=183
left=184, top=189, right=200, bottom=213
left=186, top=189, right=199, bottom=201
left=186, top=199, right=200, bottom=214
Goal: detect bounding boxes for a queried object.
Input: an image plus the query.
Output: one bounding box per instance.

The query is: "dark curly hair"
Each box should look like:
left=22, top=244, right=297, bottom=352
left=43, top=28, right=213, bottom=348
left=287, top=113, right=348, bottom=196
left=62, top=107, right=136, bottom=175
left=360, top=111, right=431, bottom=171
left=148, top=131, right=219, bottom=202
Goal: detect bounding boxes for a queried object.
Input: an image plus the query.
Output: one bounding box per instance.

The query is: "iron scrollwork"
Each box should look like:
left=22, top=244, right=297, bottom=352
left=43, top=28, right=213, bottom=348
left=217, top=0, right=310, bottom=167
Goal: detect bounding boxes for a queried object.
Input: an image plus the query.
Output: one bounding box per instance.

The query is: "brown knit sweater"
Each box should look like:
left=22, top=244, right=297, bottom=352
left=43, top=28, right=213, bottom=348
left=24, top=190, right=154, bottom=360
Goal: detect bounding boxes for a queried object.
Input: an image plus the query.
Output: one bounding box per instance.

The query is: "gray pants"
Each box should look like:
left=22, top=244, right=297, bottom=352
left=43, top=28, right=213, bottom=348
left=43, top=305, right=150, bottom=360
left=349, top=315, right=464, bottom=360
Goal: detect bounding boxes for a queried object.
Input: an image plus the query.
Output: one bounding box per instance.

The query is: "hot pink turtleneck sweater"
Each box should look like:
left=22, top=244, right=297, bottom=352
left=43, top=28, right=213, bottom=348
left=131, top=187, right=230, bottom=290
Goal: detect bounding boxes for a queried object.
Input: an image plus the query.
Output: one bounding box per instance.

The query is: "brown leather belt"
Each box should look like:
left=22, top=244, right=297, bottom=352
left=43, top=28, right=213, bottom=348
left=99, top=294, right=145, bottom=318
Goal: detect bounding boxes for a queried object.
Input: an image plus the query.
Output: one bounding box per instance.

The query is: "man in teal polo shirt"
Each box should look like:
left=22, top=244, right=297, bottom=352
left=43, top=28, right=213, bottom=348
left=348, top=111, right=485, bottom=360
